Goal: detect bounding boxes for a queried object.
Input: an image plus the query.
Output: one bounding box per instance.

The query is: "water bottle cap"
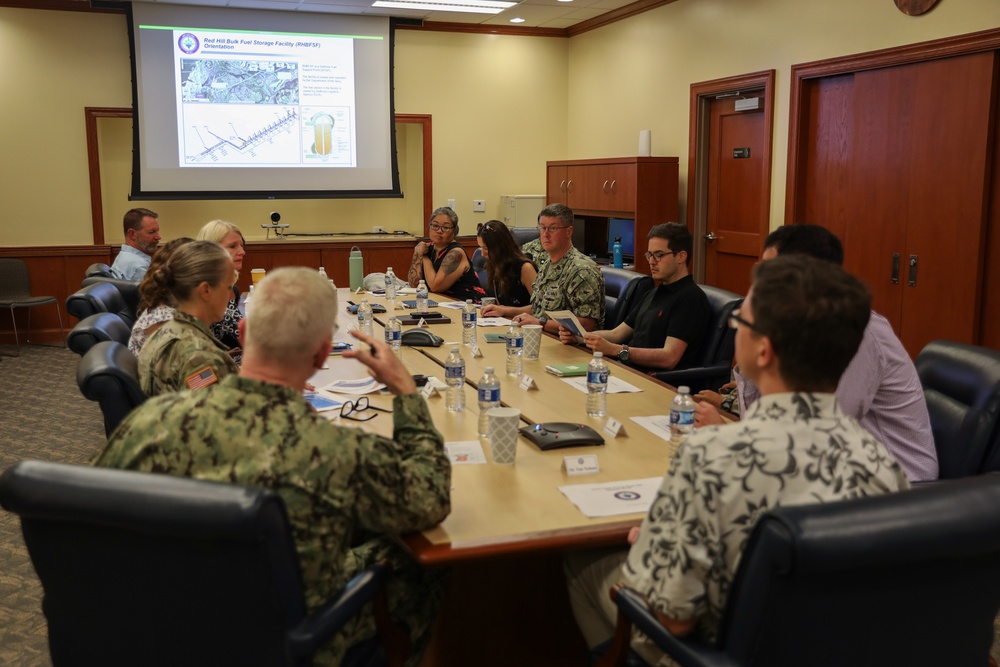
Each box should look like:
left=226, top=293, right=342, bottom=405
left=387, top=266, right=393, bottom=271
left=678, top=386, right=690, bottom=394
left=485, top=367, right=494, bottom=373
left=466, top=299, right=473, bottom=304
left=451, top=346, right=459, bottom=352
left=594, top=352, right=603, bottom=358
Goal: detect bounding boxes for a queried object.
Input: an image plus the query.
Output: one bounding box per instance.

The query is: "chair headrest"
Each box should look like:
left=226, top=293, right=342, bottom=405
left=77, top=341, right=146, bottom=406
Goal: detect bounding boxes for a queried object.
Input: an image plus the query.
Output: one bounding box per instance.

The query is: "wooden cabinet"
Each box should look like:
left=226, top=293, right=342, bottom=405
left=546, top=157, right=678, bottom=275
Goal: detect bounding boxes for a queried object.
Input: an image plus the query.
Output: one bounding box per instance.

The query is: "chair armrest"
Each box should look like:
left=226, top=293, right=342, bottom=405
left=606, top=587, right=739, bottom=667
left=287, top=562, right=390, bottom=657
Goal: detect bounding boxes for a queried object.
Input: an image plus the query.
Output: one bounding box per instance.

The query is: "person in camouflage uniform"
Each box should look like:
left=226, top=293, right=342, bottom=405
left=94, top=267, right=452, bottom=667
left=483, top=203, right=605, bottom=335
left=521, top=237, right=550, bottom=267
left=137, top=240, right=239, bottom=396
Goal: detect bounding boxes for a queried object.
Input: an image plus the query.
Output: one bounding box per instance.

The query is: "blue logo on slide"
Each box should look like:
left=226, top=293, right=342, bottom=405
left=178, top=33, right=200, bottom=54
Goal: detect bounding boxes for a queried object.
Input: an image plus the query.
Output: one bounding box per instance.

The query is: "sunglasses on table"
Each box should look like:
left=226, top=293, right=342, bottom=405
left=340, top=396, right=393, bottom=422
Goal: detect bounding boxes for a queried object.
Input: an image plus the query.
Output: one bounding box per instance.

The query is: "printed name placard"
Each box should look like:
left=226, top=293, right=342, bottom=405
left=563, top=454, right=600, bottom=476
left=421, top=383, right=439, bottom=398
left=471, top=346, right=484, bottom=358
left=519, top=374, right=538, bottom=391
left=418, top=317, right=428, bottom=328
left=603, top=416, right=628, bottom=438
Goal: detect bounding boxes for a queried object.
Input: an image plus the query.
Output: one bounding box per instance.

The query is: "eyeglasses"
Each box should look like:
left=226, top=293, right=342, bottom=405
left=644, top=250, right=680, bottom=262
left=429, top=224, right=454, bottom=232
left=340, top=396, right=393, bottom=422
left=728, top=309, right=763, bottom=333
left=537, top=224, right=571, bottom=234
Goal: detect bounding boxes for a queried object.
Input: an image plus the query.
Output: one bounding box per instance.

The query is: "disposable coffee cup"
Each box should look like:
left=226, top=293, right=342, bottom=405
left=251, top=268, right=266, bottom=286
left=522, top=324, right=542, bottom=360
left=481, top=297, right=497, bottom=309
left=488, top=407, right=521, bottom=464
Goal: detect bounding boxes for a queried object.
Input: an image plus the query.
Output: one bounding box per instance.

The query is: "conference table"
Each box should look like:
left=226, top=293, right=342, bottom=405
left=309, top=289, right=682, bottom=666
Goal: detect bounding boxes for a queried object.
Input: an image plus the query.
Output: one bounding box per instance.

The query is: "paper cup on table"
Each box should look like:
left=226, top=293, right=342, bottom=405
left=522, top=324, right=543, bottom=360
left=488, top=407, right=521, bottom=465
left=251, top=268, right=266, bottom=286
left=481, top=297, right=497, bottom=308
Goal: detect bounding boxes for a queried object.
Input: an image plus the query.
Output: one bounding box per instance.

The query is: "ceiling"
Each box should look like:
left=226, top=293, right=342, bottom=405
left=123, top=0, right=642, bottom=30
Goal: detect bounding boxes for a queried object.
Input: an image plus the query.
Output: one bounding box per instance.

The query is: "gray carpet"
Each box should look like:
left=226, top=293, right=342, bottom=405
left=0, top=344, right=107, bottom=667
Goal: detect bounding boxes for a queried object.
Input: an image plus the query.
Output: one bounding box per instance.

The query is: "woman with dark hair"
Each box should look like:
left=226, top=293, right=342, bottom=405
left=407, top=206, right=486, bottom=302
left=477, top=220, right=537, bottom=307
left=138, top=240, right=239, bottom=396
left=128, top=237, right=194, bottom=355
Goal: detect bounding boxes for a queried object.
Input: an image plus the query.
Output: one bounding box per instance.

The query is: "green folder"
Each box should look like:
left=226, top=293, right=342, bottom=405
left=544, top=363, right=589, bottom=377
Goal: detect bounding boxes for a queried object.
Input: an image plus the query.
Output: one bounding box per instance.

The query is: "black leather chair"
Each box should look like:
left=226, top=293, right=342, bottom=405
left=596, top=474, right=1000, bottom=667
left=81, top=275, right=141, bottom=325
left=67, top=312, right=131, bottom=356
left=511, top=227, right=540, bottom=247
left=0, top=460, right=406, bottom=667
left=66, top=281, right=136, bottom=328
left=654, top=285, right=742, bottom=394
left=84, top=262, right=114, bottom=278
left=600, top=267, right=655, bottom=330
left=471, top=247, right=490, bottom=292
left=76, top=341, right=147, bottom=436
left=915, top=339, right=1000, bottom=479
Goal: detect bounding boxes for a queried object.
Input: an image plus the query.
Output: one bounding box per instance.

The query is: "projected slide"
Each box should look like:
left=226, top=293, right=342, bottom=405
left=173, top=30, right=356, bottom=168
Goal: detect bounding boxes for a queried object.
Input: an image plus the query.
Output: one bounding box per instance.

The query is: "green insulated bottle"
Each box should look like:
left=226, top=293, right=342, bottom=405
left=349, top=246, right=364, bottom=291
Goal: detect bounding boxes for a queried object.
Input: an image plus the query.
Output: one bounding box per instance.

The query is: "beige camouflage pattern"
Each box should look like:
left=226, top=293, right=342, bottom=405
left=521, top=238, right=550, bottom=266
left=137, top=309, right=238, bottom=396
left=530, top=245, right=605, bottom=324
left=93, top=375, right=452, bottom=666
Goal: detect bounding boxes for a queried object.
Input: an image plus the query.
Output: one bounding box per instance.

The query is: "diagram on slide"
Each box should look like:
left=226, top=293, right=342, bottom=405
left=183, top=106, right=301, bottom=165
left=301, top=106, right=352, bottom=164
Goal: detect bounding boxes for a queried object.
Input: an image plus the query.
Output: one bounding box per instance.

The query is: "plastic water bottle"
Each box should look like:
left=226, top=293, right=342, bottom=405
left=613, top=237, right=623, bottom=269
left=478, top=366, right=501, bottom=437
left=357, top=297, right=374, bottom=337
left=385, top=266, right=397, bottom=302
left=445, top=346, right=466, bottom=412
left=586, top=351, right=609, bottom=417
left=385, top=315, right=401, bottom=360
left=462, top=299, right=477, bottom=346
left=505, top=322, right=523, bottom=376
left=670, top=386, right=696, bottom=449
left=416, top=280, right=429, bottom=312
left=318, top=266, right=328, bottom=281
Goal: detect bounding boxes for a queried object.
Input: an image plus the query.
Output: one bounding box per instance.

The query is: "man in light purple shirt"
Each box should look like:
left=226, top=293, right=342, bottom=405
left=697, top=225, right=938, bottom=481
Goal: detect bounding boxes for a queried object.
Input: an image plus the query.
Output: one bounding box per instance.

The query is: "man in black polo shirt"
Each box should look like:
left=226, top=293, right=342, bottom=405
left=559, top=222, right=710, bottom=373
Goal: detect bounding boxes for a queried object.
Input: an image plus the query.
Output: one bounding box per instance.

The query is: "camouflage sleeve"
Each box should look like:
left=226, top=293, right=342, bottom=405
left=352, top=393, right=452, bottom=535
left=566, top=262, right=605, bottom=322
left=152, top=338, right=238, bottom=395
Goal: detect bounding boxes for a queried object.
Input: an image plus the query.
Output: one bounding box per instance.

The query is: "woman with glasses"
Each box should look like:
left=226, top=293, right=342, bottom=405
left=197, top=219, right=247, bottom=363
left=476, top=220, right=537, bottom=307
left=138, top=240, right=240, bottom=397
left=408, top=206, right=486, bottom=302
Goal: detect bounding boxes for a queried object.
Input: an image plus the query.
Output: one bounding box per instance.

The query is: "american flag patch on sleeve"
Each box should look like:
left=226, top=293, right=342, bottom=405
left=185, top=366, right=218, bottom=391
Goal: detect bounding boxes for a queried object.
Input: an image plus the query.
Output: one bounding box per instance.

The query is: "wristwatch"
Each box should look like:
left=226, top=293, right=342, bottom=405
left=617, top=345, right=630, bottom=362
left=538, top=317, right=549, bottom=327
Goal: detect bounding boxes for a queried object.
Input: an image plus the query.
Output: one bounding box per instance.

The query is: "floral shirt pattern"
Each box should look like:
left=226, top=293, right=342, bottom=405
left=623, top=392, right=909, bottom=655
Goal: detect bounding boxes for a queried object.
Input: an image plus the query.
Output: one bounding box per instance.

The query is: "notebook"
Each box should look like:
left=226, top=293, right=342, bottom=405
left=544, top=363, right=589, bottom=377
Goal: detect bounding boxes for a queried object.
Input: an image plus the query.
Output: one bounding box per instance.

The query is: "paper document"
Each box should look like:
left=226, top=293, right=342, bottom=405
left=444, top=440, right=487, bottom=465
left=322, top=376, right=386, bottom=395
left=438, top=301, right=467, bottom=310
left=629, top=415, right=673, bottom=442
left=546, top=310, right=586, bottom=342
left=559, top=477, right=662, bottom=518
left=304, top=391, right=343, bottom=412
left=561, top=376, right=643, bottom=394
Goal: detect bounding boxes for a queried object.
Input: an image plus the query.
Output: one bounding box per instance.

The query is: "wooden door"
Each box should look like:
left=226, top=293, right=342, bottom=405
left=843, top=52, right=994, bottom=356
left=703, top=94, right=768, bottom=295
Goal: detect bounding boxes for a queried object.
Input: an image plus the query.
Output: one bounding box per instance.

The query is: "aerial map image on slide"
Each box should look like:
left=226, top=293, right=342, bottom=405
left=181, top=58, right=299, bottom=104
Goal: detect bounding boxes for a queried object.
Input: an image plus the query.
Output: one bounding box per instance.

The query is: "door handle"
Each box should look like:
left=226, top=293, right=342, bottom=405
left=907, top=255, right=918, bottom=287
left=891, top=253, right=900, bottom=284
left=559, top=179, right=566, bottom=193
left=566, top=180, right=573, bottom=193
left=602, top=180, right=610, bottom=194
left=705, top=232, right=717, bottom=242
left=610, top=179, right=617, bottom=194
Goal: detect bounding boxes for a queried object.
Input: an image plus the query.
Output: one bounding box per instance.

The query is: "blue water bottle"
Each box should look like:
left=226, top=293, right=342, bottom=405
left=612, top=236, right=624, bottom=269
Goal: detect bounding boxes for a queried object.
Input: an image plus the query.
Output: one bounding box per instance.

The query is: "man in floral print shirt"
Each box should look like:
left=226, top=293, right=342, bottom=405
left=566, top=255, right=909, bottom=665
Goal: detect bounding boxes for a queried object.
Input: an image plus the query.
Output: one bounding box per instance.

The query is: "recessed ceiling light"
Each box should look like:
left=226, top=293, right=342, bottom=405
left=557, top=0, right=574, bottom=3
left=509, top=17, right=525, bottom=22
left=372, top=0, right=516, bottom=14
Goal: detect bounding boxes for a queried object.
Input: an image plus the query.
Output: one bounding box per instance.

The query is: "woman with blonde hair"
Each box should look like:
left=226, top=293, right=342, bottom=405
left=196, top=220, right=246, bottom=360
left=139, top=240, right=239, bottom=396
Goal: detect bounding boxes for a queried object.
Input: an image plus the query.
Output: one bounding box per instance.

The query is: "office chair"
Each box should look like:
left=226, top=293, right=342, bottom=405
left=511, top=227, right=540, bottom=248
left=66, top=281, right=136, bottom=328
left=471, top=247, right=490, bottom=293
left=915, top=339, right=1000, bottom=479
left=81, top=275, right=141, bottom=325
left=600, top=267, right=654, bottom=330
left=67, top=312, right=131, bottom=356
left=0, top=460, right=408, bottom=667
left=654, top=285, right=742, bottom=394
left=84, top=262, right=114, bottom=278
left=76, top=340, right=147, bottom=436
left=595, top=474, right=1000, bottom=667
left=0, top=258, right=66, bottom=357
